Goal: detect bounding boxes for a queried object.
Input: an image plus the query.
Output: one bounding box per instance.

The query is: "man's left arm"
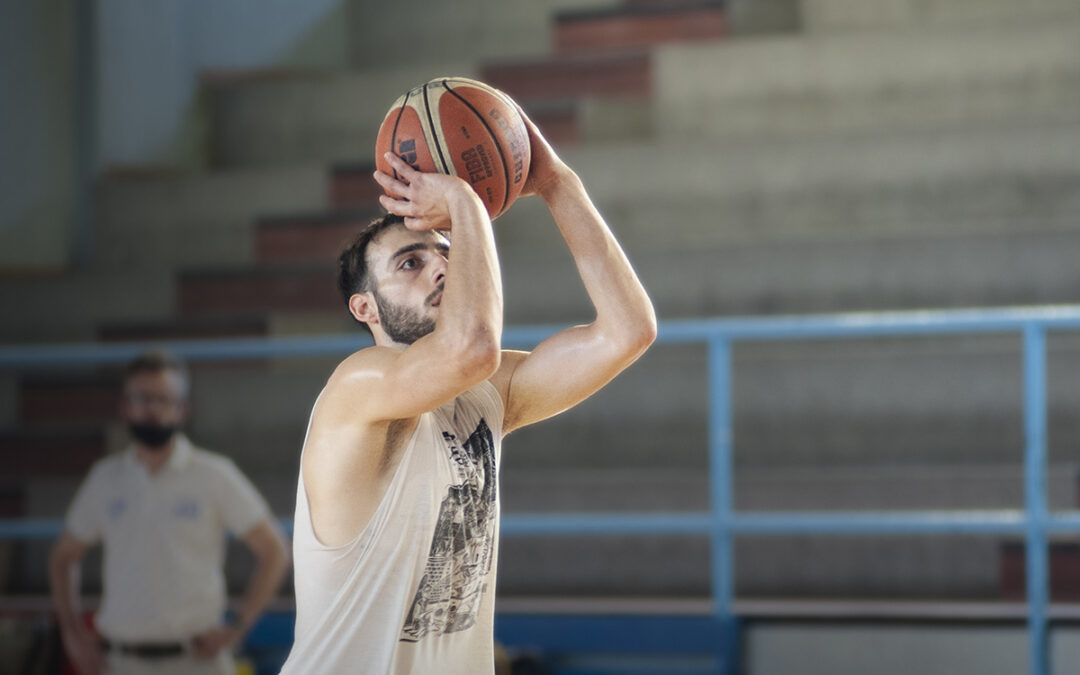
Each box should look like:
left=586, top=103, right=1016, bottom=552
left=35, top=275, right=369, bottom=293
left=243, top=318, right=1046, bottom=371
left=493, top=120, right=656, bottom=434
left=235, top=520, right=290, bottom=634
left=192, top=518, right=289, bottom=658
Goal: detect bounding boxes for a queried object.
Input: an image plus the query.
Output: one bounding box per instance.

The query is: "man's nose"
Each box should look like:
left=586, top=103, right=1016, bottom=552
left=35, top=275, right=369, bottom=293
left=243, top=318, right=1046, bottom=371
left=432, top=256, right=447, bottom=284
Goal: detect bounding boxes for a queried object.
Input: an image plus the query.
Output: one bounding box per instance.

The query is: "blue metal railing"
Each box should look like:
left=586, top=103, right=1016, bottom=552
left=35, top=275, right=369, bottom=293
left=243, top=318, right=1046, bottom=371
left=4, top=305, right=1080, bottom=674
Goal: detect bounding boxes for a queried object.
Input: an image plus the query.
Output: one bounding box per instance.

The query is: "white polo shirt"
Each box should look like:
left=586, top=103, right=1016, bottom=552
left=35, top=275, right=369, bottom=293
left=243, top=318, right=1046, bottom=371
left=64, top=435, right=272, bottom=642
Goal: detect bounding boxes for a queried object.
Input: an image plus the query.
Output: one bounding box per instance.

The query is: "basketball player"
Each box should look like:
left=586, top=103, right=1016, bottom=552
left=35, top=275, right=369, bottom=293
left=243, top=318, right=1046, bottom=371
left=280, top=110, right=655, bottom=674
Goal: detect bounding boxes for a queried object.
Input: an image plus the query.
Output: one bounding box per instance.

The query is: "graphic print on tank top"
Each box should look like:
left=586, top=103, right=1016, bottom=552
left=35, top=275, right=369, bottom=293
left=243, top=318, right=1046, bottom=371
left=401, top=418, right=496, bottom=642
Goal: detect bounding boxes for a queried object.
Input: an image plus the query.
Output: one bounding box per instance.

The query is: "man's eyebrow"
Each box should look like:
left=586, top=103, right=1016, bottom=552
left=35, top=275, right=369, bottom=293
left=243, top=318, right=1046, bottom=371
left=390, top=243, right=428, bottom=261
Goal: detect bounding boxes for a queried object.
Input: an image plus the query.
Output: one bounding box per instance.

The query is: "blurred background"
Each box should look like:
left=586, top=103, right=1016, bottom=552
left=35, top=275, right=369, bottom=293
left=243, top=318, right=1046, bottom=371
left=2, top=0, right=1080, bottom=673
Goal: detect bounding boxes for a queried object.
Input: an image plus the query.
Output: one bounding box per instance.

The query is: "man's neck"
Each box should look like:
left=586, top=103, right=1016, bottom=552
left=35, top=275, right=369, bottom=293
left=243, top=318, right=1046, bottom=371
left=134, top=440, right=176, bottom=474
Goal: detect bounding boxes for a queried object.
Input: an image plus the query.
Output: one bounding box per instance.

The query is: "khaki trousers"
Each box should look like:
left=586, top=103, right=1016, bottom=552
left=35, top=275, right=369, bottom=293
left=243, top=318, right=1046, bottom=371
left=106, top=650, right=233, bottom=675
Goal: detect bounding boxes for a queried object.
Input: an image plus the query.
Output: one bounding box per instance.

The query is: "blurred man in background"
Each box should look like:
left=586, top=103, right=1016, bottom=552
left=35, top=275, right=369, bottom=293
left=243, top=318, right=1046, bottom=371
left=48, top=351, right=290, bottom=675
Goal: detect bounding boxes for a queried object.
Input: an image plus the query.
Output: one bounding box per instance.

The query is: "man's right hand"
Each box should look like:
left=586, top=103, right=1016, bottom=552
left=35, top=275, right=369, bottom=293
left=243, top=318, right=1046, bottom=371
left=60, top=623, right=105, bottom=675
left=374, top=152, right=485, bottom=232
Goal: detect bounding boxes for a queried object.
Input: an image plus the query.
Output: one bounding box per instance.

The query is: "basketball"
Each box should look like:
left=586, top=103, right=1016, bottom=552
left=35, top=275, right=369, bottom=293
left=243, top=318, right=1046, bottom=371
left=375, top=77, right=531, bottom=219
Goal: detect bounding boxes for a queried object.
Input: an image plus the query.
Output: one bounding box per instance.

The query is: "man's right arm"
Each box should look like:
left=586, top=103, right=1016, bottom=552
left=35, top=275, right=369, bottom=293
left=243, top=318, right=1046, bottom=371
left=335, top=153, right=504, bottom=424
left=49, top=533, right=104, bottom=675
left=302, top=155, right=504, bottom=545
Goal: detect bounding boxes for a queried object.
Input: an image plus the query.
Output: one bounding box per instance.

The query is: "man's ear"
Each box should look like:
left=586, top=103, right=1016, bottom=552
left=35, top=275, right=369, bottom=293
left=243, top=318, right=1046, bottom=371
left=348, top=292, right=378, bottom=326
left=177, top=400, right=192, bottom=426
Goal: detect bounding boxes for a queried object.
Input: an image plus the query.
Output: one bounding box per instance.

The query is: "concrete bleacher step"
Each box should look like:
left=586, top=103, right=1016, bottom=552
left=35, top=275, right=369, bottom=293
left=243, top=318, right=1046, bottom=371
left=1000, top=542, right=1080, bottom=601
left=552, top=0, right=727, bottom=53
left=0, top=427, right=106, bottom=478
left=94, top=164, right=329, bottom=270
left=255, top=211, right=378, bottom=264
left=653, top=20, right=1080, bottom=141
left=0, top=269, right=176, bottom=344
left=802, top=0, right=1080, bottom=33
left=97, top=316, right=271, bottom=343
left=0, top=482, right=23, bottom=517
left=182, top=365, right=333, bottom=473
left=502, top=464, right=1080, bottom=514
left=177, top=264, right=339, bottom=317
left=18, top=372, right=122, bottom=426
left=480, top=49, right=651, bottom=103
left=329, top=163, right=381, bottom=210
left=205, top=63, right=475, bottom=168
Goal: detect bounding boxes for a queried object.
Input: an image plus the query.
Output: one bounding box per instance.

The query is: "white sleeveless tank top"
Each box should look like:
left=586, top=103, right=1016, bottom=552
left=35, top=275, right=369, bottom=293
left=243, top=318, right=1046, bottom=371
left=280, top=381, right=504, bottom=675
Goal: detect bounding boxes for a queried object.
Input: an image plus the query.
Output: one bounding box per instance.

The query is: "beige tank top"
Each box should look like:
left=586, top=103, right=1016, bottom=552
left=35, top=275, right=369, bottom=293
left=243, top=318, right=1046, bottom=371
left=280, top=381, right=504, bottom=675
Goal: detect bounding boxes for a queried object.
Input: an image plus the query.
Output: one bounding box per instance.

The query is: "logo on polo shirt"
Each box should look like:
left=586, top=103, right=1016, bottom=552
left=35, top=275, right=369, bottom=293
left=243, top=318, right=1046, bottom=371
left=173, top=498, right=200, bottom=520
left=107, top=498, right=127, bottom=520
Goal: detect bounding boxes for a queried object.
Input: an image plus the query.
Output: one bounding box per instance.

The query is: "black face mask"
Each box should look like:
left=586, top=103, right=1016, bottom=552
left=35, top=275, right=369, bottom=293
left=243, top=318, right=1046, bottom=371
left=129, top=423, right=177, bottom=450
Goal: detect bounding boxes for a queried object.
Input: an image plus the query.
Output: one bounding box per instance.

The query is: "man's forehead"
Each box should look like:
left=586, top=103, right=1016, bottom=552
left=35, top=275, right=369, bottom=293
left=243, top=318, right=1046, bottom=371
left=370, top=226, right=449, bottom=262
left=126, top=369, right=186, bottom=393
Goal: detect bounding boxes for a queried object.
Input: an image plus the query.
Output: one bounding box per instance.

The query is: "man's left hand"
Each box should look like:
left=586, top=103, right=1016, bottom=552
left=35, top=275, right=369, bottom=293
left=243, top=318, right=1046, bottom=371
left=191, top=626, right=241, bottom=659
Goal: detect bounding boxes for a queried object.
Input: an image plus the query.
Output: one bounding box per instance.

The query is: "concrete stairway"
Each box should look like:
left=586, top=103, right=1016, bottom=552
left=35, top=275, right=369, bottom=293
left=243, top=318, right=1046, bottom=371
left=4, top=0, right=1080, bottom=600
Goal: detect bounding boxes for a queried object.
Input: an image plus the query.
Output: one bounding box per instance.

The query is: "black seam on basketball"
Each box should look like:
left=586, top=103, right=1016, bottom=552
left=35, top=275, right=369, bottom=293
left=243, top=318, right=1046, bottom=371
left=444, top=80, right=512, bottom=216
left=388, top=90, right=410, bottom=182
left=422, top=82, right=451, bottom=175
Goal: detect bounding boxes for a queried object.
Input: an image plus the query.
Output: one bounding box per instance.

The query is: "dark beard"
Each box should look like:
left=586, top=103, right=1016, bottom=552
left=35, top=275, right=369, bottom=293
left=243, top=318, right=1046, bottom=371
left=128, top=422, right=177, bottom=450
left=373, top=287, right=437, bottom=345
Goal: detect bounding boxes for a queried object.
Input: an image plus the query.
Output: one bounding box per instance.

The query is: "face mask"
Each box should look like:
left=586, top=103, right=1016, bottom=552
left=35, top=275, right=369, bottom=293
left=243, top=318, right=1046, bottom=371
left=129, top=422, right=177, bottom=450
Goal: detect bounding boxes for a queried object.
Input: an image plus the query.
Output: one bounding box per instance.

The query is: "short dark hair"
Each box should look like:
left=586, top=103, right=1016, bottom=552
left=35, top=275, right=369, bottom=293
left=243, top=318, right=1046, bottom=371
left=337, top=212, right=405, bottom=332
left=126, top=350, right=190, bottom=398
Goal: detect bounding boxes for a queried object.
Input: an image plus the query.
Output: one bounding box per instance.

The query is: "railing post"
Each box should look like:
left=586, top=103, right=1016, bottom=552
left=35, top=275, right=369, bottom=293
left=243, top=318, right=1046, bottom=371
left=1023, top=324, right=1050, bottom=675
left=708, top=338, right=734, bottom=615
left=708, top=336, right=736, bottom=674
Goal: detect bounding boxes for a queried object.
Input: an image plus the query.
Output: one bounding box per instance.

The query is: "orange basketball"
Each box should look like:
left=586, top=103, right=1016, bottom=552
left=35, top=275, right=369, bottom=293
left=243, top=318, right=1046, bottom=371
left=375, top=77, right=531, bottom=219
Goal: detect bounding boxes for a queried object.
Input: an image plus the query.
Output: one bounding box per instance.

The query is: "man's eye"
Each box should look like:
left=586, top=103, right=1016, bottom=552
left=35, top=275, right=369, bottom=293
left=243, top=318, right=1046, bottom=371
left=400, top=257, right=419, bottom=270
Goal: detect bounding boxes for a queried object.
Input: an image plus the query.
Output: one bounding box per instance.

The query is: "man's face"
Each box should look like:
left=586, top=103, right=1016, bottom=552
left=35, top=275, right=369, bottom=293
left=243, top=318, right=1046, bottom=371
left=366, top=226, right=450, bottom=346
left=122, top=369, right=188, bottom=430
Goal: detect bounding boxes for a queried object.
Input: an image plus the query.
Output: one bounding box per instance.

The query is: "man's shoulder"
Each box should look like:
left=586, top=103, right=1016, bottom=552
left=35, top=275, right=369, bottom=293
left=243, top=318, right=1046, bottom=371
left=329, top=345, right=397, bottom=381
left=85, top=451, right=127, bottom=480
left=316, top=345, right=406, bottom=416
left=185, top=444, right=239, bottom=473
left=70, top=452, right=128, bottom=502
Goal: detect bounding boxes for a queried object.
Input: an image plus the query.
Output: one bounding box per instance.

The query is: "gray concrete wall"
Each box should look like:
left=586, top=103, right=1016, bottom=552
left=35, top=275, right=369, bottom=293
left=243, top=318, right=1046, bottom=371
left=0, top=0, right=76, bottom=270
left=94, top=0, right=349, bottom=170
left=802, top=0, right=1080, bottom=33
left=345, top=0, right=607, bottom=69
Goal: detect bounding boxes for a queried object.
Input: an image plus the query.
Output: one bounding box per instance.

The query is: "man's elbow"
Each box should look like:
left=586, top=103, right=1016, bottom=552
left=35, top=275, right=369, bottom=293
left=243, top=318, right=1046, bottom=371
left=460, top=331, right=502, bottom=380
left=268, top=526, right=291, bottom=570
left=444, top=321, right=501, bottom=380
left=621, top=311, right=658, bottom=360
left=48, top=537, right=80, bottom=574
left=46, top=544, right=62, bottom=581
left=640, top=311, right=659, bottom=351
